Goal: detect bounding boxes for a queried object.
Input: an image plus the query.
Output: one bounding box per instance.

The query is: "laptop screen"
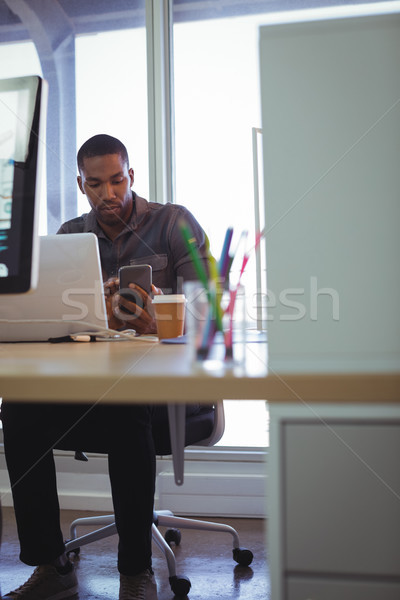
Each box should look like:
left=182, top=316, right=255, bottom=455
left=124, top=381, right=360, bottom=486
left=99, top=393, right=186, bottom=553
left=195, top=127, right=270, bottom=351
left=0, top=75, right=48, bottom=294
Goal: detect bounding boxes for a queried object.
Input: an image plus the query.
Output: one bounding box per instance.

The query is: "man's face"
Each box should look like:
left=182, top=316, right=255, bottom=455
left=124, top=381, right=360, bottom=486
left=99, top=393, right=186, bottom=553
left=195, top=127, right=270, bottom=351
left=77, top=153, right=134, bottom=229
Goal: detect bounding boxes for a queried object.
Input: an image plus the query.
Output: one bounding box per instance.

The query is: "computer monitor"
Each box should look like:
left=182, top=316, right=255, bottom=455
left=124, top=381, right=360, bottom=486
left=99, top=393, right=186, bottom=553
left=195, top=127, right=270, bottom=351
left=0, top=75, right=48, bottom=294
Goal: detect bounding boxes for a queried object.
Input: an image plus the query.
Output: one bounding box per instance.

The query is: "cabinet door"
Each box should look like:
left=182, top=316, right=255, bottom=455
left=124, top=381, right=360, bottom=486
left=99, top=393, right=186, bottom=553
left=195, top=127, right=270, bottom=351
left=287, top=576, right=400, bottom=600
left=284, top=423, right=400, bottom=575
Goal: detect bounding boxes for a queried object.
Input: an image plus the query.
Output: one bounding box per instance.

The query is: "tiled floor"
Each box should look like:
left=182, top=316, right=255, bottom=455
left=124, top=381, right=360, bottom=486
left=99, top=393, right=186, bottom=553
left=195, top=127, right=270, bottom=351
left=1, top=507, right=270, bottom=599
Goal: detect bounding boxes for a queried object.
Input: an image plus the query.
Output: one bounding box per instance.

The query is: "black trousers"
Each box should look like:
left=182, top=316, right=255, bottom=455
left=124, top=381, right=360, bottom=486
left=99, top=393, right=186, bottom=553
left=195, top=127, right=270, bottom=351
left=1, top=401, right=156, bottom=576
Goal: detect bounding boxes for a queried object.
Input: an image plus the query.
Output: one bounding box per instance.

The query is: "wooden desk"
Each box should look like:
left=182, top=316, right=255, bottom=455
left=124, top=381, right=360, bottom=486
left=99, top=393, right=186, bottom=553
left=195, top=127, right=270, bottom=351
left=0, top=338, right=268, bottom=403
left=0, top=338, right=269, bottom=484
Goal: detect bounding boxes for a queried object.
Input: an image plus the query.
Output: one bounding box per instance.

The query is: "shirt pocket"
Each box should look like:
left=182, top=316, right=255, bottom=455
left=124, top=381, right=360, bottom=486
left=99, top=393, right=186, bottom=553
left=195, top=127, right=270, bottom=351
left=129, top=254, right=169, bottom=290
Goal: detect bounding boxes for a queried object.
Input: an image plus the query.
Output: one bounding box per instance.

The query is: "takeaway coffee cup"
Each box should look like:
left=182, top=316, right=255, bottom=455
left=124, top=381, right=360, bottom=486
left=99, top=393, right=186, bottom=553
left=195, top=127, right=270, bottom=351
left=152, top=294, right=186, bottom=340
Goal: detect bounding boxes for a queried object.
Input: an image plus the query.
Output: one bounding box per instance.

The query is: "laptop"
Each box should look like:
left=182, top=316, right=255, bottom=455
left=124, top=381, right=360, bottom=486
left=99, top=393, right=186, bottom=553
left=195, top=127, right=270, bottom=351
left=0, top=233, right=108, bottom=342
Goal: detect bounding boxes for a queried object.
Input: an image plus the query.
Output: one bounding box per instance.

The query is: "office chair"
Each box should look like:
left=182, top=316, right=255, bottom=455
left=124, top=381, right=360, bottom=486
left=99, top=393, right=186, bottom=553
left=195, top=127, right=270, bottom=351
left=64, top=403, right=254, bottom=598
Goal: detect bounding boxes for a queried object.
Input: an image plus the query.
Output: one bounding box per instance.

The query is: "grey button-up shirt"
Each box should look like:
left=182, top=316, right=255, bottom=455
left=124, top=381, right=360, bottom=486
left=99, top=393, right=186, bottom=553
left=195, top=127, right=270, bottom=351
left=57, top=193, right=210, bottom=294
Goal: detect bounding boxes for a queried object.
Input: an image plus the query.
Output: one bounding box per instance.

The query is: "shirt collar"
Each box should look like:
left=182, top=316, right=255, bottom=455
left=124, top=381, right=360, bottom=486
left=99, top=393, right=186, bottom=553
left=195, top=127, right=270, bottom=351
left=86, top=192, right=149, bottom=239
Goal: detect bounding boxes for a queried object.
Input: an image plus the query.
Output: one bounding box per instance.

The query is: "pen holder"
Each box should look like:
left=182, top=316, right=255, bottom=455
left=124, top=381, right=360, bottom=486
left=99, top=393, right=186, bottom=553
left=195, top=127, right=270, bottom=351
left=184, top=280, right=247, bottom=370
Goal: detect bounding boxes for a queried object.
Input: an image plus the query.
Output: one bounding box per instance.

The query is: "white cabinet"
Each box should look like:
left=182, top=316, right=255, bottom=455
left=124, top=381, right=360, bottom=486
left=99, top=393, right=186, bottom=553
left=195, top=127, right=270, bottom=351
left=287, top=577, right=400, bottom=600
left=268, top=404, right=400, bottom=600
left=259, top=9, right=400, bottom=599
left=284, top=423, right=400, bottom=575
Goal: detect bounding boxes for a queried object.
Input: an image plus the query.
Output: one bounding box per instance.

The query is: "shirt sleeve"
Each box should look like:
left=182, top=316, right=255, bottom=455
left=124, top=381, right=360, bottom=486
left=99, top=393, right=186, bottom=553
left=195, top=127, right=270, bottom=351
left=56, top=215, right=88, bottom=234
left=169, top=205, right=214, bottom=282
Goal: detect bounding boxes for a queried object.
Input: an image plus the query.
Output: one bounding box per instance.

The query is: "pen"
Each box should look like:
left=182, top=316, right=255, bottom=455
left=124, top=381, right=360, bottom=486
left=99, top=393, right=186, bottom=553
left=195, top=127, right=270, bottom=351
left=218, top=227, right=234, bottom=280
left=179, top=220, right=223, bottom=335
left=179, top=220, right=209, bottom=290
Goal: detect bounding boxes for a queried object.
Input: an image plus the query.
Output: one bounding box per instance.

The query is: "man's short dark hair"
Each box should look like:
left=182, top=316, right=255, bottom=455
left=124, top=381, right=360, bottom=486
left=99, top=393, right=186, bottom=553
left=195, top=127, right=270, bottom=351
left=77, top=134, right=129, bottom=172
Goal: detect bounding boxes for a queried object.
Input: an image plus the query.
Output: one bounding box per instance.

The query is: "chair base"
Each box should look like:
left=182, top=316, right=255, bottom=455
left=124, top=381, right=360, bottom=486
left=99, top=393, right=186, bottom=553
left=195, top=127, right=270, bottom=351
left=65, top=510, right=253, bottom=596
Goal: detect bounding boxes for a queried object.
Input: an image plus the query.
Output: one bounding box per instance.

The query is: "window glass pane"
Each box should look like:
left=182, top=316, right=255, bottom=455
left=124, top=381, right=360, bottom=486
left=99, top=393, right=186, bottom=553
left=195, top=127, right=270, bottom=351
left=216, top=400, right=269, bottom=448
left=173, top=13, right=268, bottom=324
left=173, top=12, right=269, bottom=447
left=0, top=41, right=41, bottom=78
left=173, top=15, right=261, bottom=249
left=75, top=27, right=149, bottom=215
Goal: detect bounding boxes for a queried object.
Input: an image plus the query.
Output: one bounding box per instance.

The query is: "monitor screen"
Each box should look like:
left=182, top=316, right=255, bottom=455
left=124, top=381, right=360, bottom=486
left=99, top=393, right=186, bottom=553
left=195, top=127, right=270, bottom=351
left=0, top=75, right=47, bottom=294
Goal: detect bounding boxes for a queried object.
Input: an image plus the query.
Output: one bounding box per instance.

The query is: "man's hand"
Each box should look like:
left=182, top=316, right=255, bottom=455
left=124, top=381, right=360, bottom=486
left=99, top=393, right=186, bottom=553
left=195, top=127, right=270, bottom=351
left=104, top=277, right=163, bottom=335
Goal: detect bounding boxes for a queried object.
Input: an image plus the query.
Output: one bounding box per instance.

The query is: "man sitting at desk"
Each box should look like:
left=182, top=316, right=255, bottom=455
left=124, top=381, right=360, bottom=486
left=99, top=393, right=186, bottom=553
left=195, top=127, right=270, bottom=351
left=1, top=134, right=210, bottom=600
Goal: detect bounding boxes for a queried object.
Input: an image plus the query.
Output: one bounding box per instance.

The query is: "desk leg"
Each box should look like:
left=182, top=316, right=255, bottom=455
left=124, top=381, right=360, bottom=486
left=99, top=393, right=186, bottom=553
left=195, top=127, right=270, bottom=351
left=167, top=404, right=186, bottom=486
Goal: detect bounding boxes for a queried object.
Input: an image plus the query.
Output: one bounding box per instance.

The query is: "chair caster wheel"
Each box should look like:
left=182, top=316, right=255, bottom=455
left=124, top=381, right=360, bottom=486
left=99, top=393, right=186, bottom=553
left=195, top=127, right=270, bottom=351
left=65, top=545, right=80, bottom=558
left=233, top=547, right=253, bottom=567
left=169, top=574, right=191, bottom=597
left=164, top=527, right=181, bottom=546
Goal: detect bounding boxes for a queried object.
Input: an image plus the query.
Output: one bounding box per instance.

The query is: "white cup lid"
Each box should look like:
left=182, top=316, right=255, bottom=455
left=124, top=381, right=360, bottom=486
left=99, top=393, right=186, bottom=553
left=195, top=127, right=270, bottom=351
left=152, top=294, right=186, bottom=304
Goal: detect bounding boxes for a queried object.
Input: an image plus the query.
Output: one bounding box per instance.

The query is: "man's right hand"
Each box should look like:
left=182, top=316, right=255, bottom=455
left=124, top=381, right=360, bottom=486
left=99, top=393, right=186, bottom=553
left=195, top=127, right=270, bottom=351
left=104, top=278, right=163, bottom=334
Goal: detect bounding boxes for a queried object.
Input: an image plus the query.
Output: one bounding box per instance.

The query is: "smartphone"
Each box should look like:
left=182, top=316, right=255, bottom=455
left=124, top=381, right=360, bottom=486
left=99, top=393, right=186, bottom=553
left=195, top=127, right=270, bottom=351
left=118, top=265, right=152, bottom=312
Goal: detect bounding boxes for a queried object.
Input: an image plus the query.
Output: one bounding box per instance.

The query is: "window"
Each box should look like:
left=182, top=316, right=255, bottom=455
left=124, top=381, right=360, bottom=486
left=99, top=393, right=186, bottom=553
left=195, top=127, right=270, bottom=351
left=172, top=9, right=270, bottom=447
left=0, top=40, right=41, bottom=78
left=75, top=27, right=149, bottom=215
left=173, top=15, right=263, bottom=254
left=218, top=400, right=269, bottom=447
left=173, top=12, right=268, bottom=310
